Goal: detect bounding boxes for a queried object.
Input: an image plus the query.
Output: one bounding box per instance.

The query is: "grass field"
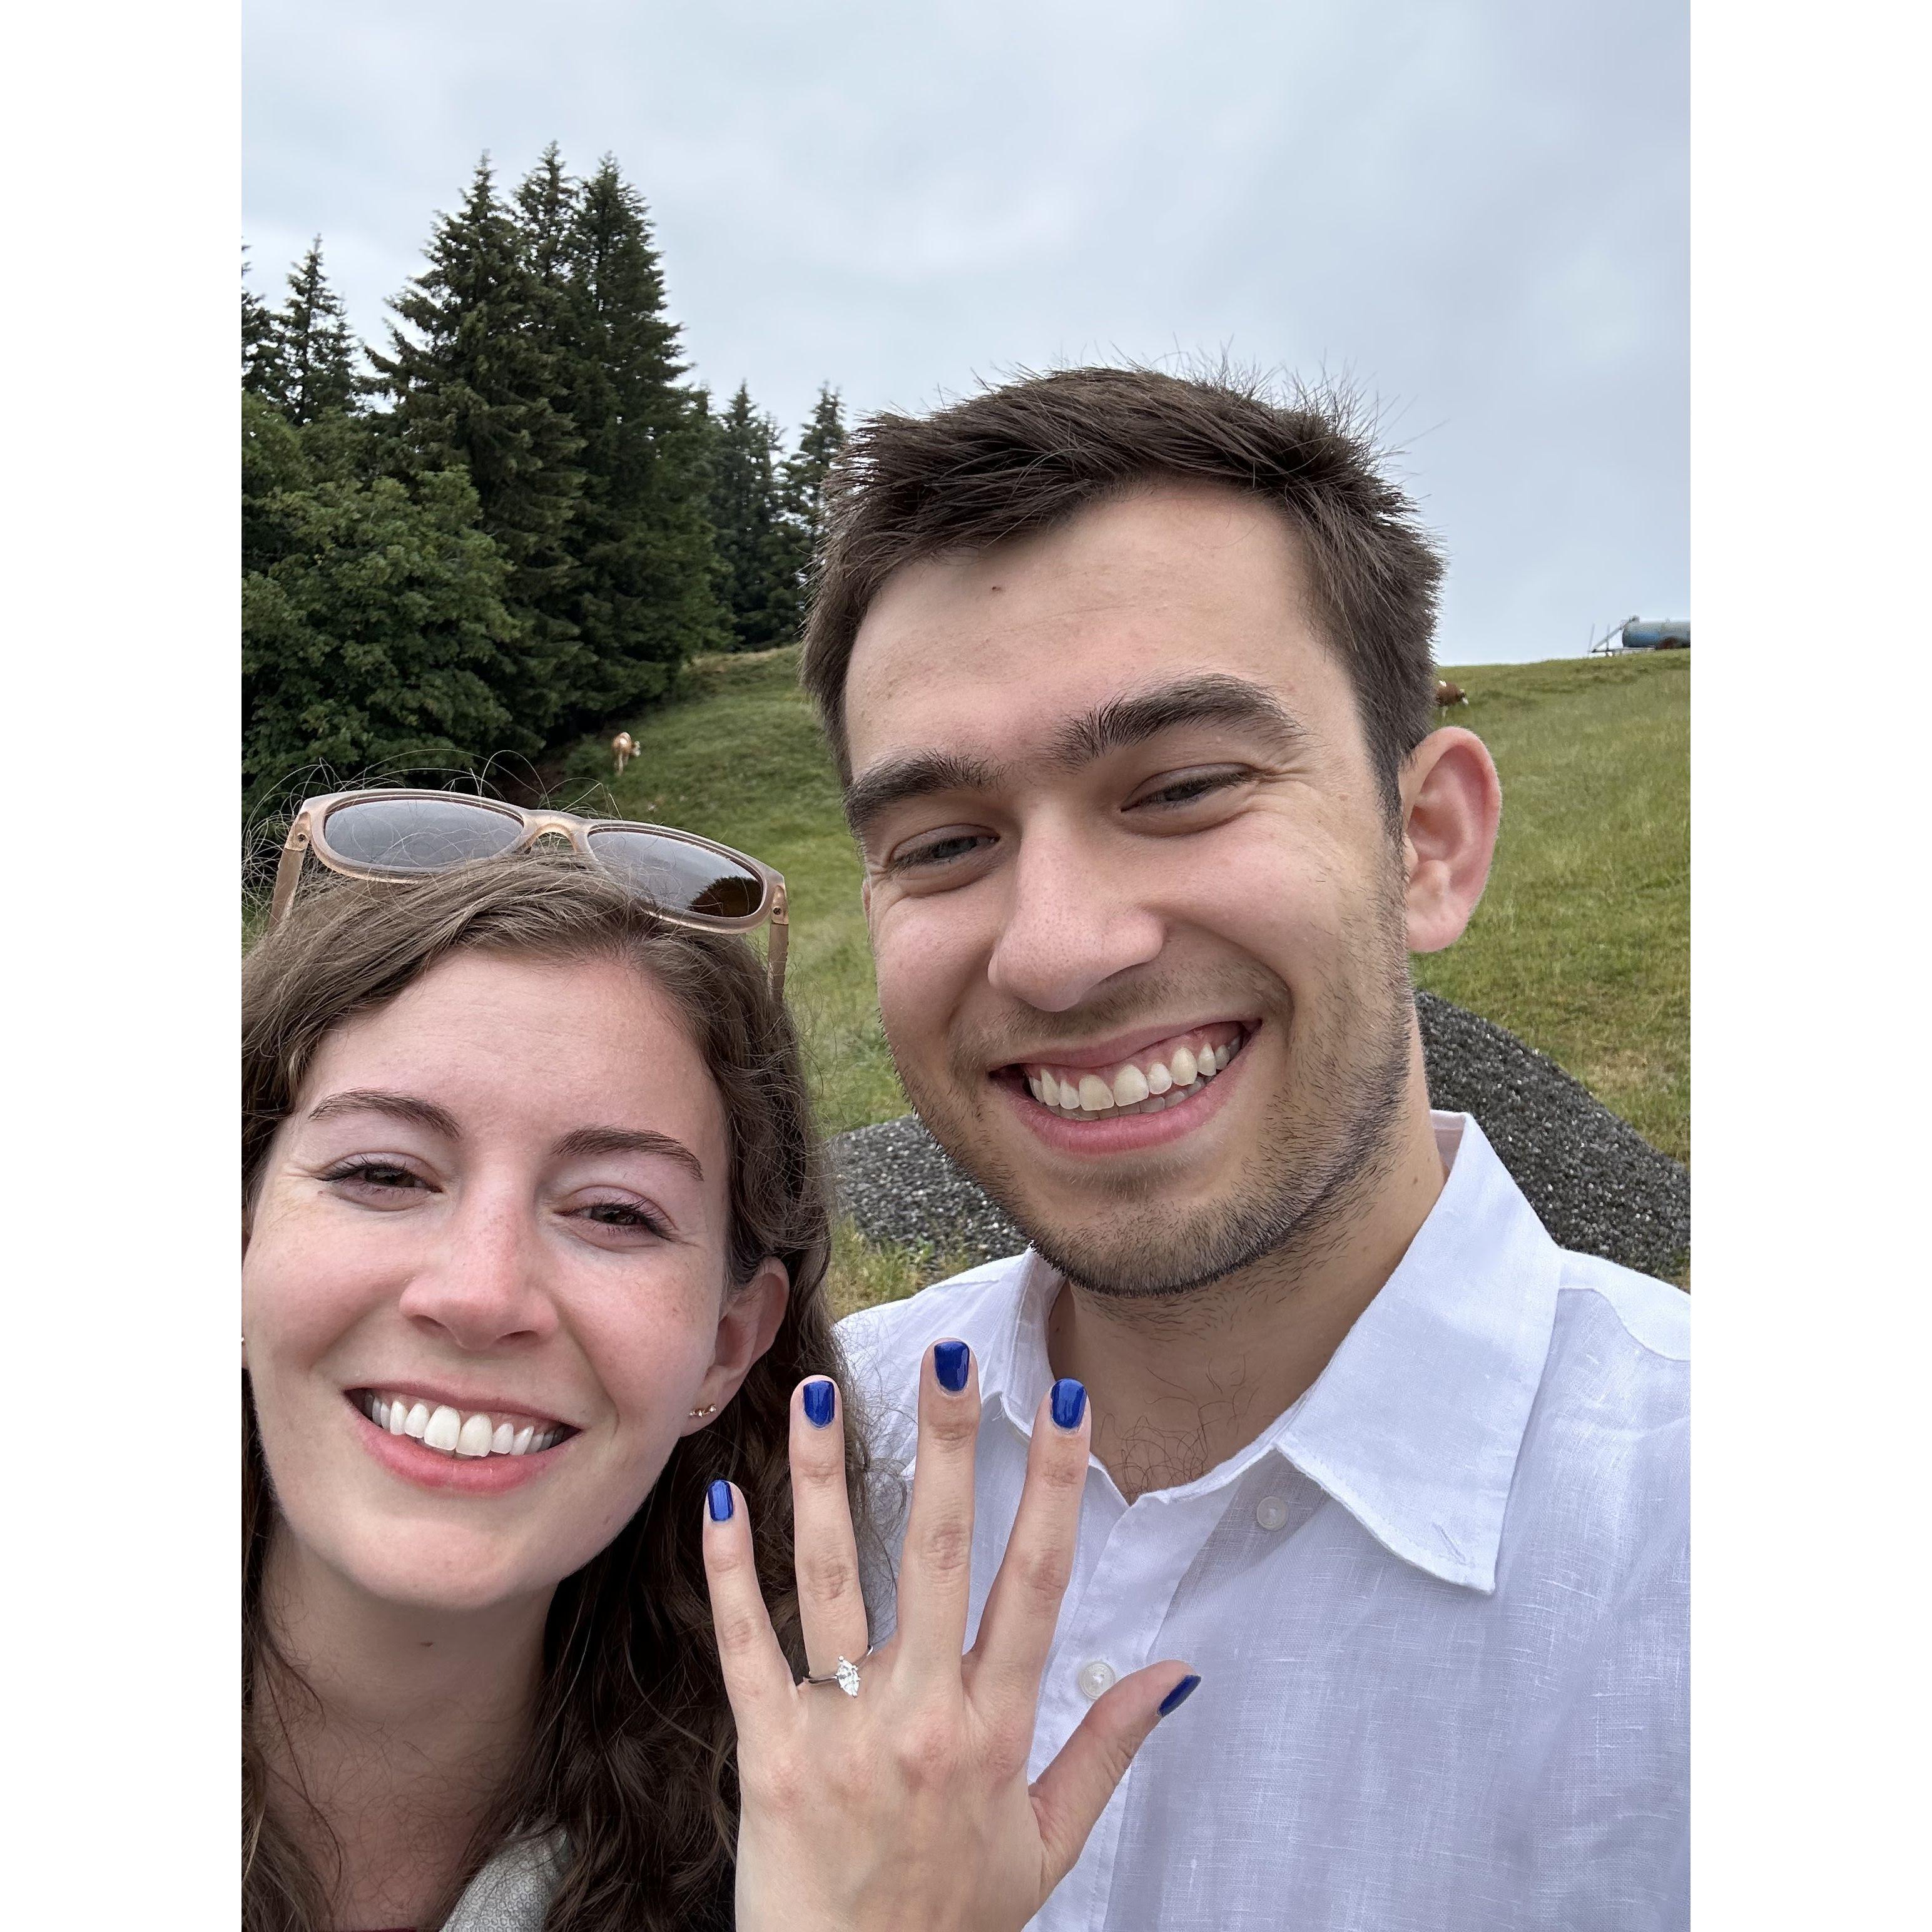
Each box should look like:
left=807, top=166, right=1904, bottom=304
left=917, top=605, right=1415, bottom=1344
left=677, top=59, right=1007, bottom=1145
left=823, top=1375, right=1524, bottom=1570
left=559, top=645, right=1688, bottom=1301
left=1413, top=653, right=1688, bottom=1163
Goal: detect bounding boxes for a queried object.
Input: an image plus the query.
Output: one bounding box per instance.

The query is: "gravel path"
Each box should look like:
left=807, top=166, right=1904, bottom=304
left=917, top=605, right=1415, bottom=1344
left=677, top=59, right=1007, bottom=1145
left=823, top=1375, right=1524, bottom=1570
left=827, top=992, right=1689, bottom=1281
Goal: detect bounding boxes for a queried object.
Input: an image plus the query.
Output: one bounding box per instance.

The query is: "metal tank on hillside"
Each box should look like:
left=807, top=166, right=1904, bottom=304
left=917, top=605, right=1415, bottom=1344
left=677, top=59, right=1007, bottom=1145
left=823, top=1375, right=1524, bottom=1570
left=1620, top=619, right=1690, bottom=651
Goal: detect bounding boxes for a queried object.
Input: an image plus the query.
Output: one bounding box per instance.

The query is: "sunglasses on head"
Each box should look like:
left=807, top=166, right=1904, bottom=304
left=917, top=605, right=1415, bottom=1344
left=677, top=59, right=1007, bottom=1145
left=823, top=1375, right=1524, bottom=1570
left=270, top=790, right=790, bottom=997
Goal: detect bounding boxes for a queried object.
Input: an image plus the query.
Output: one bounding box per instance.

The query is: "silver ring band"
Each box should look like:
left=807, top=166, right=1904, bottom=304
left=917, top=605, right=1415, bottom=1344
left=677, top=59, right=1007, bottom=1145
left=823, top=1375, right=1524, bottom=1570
left=801, top=1654, right=864, bottom=1697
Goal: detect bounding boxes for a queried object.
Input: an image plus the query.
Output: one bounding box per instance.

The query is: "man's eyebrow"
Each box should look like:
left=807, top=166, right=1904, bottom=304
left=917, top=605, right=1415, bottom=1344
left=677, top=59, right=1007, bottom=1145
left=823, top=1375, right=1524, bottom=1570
left=1052, top=674, right=1307, bottom=768
left=841, top=676, right=1303, bottom=844
left=843, top=749, right=1002, bottom=843
left=305, top=1090, right=462, bottom=1138
left=550, top=1125, right=705, bottom=1184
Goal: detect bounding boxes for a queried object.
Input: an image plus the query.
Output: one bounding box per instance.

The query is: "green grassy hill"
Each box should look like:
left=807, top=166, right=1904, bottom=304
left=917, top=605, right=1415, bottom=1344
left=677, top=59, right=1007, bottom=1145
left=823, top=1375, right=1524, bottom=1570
left=564, top=646, right=1688, bottom=1197
left=1415, top=653, right=1687, bottom=1163
left=563, top=647, right=1689, bottom=1310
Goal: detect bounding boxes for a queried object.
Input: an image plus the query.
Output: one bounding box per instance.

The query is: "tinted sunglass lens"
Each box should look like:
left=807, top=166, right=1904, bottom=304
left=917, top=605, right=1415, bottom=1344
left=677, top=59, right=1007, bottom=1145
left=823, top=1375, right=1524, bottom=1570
left=586, top=828, right=765, bottom=918
left=322, top=797, right=523, bottom=871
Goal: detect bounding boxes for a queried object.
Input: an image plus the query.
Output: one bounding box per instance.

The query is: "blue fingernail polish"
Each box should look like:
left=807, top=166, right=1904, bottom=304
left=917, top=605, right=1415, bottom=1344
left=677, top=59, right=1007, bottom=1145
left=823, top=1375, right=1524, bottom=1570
left=1050, top=1378, right=1087, bottom=1430
left=1158, top=1673, right=1202, bottom=1717
left=707, top=1479, right=735, bottom=1522
left=803, top=1378, right=836, bottom=1428
left=933, top=1339, right=970, bottom=1393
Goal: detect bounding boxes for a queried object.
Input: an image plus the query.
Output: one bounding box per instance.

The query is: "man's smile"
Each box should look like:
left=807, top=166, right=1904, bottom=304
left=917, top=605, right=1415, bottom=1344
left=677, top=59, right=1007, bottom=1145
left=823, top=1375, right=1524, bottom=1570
left=989, top=1019, right=1259, bottom=1156
left=1004, top=1019, right=1252, bottom=1119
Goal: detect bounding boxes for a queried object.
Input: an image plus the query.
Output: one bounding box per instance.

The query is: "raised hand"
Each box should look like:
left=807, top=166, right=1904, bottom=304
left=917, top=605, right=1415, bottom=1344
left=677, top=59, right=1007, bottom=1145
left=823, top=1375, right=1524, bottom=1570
left=702, top=1342, right=1200, bottom=1932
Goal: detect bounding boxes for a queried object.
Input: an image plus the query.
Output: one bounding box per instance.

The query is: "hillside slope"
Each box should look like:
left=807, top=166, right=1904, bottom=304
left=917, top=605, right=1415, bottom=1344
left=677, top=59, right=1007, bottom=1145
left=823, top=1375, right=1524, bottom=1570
left=565, top=647, right=1689, bottom=1166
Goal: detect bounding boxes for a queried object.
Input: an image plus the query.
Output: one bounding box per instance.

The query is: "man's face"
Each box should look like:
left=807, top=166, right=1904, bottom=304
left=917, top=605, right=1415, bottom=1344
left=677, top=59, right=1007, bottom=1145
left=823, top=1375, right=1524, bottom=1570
left=844, top=480, right=1420, bottom=1298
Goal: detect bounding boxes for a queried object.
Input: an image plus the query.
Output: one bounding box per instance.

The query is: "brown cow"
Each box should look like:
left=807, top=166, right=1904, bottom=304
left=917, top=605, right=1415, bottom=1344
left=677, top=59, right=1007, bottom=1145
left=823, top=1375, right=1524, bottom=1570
left=1435, top=679, right=1467, bottom=708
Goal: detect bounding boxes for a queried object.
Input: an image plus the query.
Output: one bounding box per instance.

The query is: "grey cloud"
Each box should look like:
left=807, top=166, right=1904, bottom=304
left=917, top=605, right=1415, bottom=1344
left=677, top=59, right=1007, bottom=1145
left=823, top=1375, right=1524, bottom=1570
left=245, top=0, right=1687, bottom=663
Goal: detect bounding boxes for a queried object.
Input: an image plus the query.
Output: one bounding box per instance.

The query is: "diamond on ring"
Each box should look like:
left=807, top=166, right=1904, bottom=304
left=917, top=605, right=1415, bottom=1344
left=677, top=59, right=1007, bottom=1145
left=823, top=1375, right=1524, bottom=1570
left=803, top=1654, right=863, bottom=1696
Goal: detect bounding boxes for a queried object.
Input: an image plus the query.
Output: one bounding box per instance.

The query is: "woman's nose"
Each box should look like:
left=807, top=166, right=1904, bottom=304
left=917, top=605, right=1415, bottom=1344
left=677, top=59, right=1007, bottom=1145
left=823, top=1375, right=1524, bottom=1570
left=395, top=1197, right=557, bottom=1351
left=985, top=831, right=1164, bottom=1014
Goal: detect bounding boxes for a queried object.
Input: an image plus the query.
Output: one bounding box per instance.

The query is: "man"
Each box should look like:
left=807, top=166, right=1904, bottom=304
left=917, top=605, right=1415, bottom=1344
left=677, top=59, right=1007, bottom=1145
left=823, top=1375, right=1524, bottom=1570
left=806, top=367, right=1687, bottom=1930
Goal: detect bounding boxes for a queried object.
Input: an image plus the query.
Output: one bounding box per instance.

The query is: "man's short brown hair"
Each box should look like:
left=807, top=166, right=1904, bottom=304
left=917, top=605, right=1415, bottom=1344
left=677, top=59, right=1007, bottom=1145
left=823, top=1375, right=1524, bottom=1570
left=799, top=365, right=1446, bottom=813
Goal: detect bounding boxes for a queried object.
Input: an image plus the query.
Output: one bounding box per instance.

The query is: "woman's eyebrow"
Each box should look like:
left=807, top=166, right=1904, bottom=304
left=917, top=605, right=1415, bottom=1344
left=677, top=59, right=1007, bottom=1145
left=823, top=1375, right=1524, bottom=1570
left=305, top=1089, right=462, bottom=1138
left=551, top=1126, right=705, bottom=1184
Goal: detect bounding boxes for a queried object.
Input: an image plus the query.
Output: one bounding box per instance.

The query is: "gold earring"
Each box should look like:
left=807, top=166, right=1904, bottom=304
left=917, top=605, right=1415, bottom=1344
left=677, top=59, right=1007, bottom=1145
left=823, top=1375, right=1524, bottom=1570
left=688, top=1402, right=718, bottom=1420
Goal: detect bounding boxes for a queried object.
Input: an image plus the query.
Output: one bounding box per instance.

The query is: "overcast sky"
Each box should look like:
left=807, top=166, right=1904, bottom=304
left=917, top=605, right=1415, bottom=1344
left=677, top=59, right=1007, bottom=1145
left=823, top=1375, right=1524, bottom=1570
left=243, top=0, right=1686, bottom=666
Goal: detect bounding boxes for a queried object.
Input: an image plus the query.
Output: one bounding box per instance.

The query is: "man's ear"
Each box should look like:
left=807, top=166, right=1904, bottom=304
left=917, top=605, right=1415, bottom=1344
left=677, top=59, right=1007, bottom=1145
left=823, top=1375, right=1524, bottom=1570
left=860, top=873, right=872, bottom=919
left=682, top=1258, right=790, bottom=1434
left=1399, top=726, right=1502, bottom=955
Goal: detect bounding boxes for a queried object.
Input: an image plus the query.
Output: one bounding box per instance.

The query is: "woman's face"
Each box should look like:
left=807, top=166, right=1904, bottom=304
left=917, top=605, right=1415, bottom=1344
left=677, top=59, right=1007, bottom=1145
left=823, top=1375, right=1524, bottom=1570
left=243, top=948, right=785, bottom=1615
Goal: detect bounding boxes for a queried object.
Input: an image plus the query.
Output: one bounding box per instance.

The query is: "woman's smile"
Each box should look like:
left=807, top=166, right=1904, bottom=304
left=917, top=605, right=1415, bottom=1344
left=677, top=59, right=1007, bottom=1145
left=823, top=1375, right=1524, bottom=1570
left=345, top=1388, right=579, bottom=1496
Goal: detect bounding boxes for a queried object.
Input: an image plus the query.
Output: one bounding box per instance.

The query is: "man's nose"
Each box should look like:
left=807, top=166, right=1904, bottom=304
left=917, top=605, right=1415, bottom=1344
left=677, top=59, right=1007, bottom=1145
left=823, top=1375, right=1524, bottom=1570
left=395, top=1194, right=557, bottom=1351
left=985, top=825, right=1164, bottom=1013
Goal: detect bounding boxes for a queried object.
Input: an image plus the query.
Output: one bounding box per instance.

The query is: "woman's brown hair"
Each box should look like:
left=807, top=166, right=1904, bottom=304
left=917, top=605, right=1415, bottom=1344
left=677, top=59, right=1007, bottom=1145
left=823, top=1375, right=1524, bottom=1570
left=242, top=855, right=854, bottom=1932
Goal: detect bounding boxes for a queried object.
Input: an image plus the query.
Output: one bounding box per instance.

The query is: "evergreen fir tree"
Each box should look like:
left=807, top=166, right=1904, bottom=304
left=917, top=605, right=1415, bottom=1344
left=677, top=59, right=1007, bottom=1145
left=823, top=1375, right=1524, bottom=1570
left=551, top=155, right=727, bottom=720
left=275, top=238, right=364, bottom=425
left=783, top=384, right=847, bottom=560
left=709, top=384, right=801, bottom=650
left=242, top=246, right=285, bottom=404
left=370, top=155, right=589, bottom=733
left=243, top=395, right=526, bottom=814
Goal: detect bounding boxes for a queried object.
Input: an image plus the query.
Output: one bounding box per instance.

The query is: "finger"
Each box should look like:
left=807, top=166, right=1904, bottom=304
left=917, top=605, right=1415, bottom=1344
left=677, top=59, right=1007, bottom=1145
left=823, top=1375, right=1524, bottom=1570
left=1029, top=1663, right=1201, bottom=1893
left=700, top=1479, right=793, bottom=1722
left=790, top=1377, right=869, bottom=1676
left=965, top=1378, right=1091, bottom=1714
left=894, top=1337, right=982, bottom=1674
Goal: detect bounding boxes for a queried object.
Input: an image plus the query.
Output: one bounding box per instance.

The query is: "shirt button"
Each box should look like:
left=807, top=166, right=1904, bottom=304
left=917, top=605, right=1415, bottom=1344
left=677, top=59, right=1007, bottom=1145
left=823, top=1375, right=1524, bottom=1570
left=1256, top=1494, right=1290, bottom=1531
left=1076, top=1659, right=1117, bottom=1701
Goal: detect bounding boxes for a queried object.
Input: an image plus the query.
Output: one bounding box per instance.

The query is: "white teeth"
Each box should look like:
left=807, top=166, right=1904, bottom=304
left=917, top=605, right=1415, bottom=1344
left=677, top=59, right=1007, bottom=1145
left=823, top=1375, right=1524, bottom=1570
left=368, top=1392, right=561, bottom=1458
left=1025, top=1030, right=1246, bottom=1119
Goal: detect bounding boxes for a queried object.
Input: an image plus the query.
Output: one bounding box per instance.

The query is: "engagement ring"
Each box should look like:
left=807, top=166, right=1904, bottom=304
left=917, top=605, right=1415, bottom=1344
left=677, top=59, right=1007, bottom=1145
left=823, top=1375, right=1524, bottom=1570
left=801, top=1655, right=863, bottom=1697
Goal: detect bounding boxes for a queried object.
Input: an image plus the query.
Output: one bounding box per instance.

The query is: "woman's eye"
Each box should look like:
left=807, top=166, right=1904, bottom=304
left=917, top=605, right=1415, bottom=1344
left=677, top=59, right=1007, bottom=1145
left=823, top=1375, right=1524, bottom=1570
left=320, top=1160, right=429, bottom=1196
left=577, top=1200, right=671, bottom=1238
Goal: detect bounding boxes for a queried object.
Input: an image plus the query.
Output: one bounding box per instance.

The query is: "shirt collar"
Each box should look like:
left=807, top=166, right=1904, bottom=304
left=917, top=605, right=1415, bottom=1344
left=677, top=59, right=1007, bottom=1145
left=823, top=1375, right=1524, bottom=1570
left=982, top=1251, right=1060, bottom=1427
left=978, top=1112, right=1560, bottom=1595
left=1274, top=1112, right=1561, bottom=1593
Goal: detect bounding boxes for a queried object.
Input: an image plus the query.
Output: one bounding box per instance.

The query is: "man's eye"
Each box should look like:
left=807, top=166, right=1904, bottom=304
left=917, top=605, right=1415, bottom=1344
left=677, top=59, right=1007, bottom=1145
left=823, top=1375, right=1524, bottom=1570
left=1130, top=768, right=1250, bottom=810
left=888, top=830, right=995, bottom=872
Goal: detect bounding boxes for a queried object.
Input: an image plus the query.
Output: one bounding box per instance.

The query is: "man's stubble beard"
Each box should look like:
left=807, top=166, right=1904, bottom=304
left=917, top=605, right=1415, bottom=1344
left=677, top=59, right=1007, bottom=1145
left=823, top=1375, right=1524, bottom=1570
left=889, top=873, right=1418, bottom=1303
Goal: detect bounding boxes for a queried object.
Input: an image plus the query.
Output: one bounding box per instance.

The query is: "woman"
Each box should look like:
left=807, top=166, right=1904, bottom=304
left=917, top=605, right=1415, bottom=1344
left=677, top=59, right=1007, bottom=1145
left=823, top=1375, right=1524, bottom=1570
left=243, top=801, right=1192, bottom=1931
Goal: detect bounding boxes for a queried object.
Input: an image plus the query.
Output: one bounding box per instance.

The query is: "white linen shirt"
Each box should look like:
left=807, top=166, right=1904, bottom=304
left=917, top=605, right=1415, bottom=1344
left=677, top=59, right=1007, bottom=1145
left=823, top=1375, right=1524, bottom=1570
left=838, top=1112, right=1688, bottom=1932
